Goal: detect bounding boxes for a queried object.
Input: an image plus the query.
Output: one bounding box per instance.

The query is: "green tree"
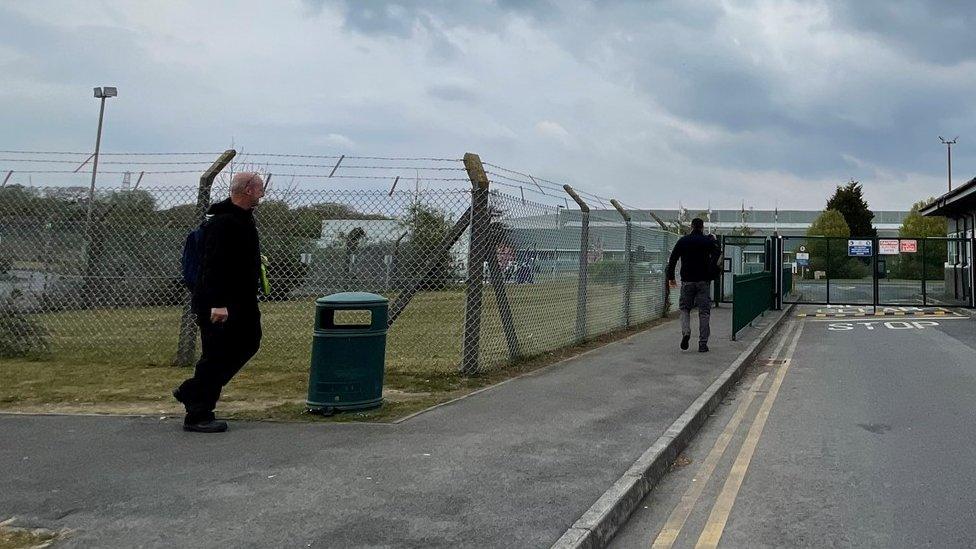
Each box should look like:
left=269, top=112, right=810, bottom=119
left=399, top=203, right=457, bottom=290
left=826, top=179, right=875, bottom=237
left=255, top=199, right=323, bottom=300
left=807, top=209, right=850, bottom=238
left=896, top=200, right=947, bottom=280
left=806, top=209, right=866, bottom=279
left=669, top=211, right=710, bottom=235
left=899, top=200, right=946, bottom=238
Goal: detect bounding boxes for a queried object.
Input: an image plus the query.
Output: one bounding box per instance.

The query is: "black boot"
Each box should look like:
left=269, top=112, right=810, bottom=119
left=680, top=334, right=690, bottom=350
left=698, top=342, right=709, bottom=353
left=183, top=418, right=228, bottom=433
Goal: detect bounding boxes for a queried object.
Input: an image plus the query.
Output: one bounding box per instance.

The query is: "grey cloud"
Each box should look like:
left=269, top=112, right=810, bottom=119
left=2, top=0, right=975, bottom=209
left=0, top=7, right=145, bottom=84
left=426, top=83, right=478, bottom=103
left=829, top=0, right=976, bottom=65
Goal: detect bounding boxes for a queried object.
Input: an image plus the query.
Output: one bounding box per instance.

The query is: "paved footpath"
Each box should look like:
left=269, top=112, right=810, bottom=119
left=611, top=306, right=976, bottom=548
left=0, top=306, right=775, bottom=549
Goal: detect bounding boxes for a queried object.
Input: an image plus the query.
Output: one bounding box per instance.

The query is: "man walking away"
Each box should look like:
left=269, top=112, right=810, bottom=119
left=667, top=218, right=721, bottom=352
left=174, top=172, right=265, bottom=433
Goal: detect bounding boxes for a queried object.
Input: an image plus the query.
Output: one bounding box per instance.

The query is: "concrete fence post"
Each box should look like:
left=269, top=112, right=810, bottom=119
left=174, top=149, right=236, bottom=367
left=460, top=152, right=490, bottom=375
left=611, top=199, right=633, bottom=327
left=564, top=185, right=589, bottom=343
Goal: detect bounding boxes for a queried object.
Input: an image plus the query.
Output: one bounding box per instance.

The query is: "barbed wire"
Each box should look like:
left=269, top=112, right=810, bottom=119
left=485, top=171, right=610, bottom=210
left=484, top=171, right=561, bottom=194
left=0, top=169, right=203, bottom=175
left=0, top=150, right=223, bottom=156
left=227, top=162, right=465, bottom=171
left=0, top=169, right=469, bottom=181
left=484, top=162, right=611, bottom=202
left=245, top=152, right=461, bottom=162
left=0, top=150, right=462, bottom=162
left=0, top=158, right=214, bottom=165
left=488, top=187, right=563, bottom=212
left=0, top=158, right=467, bottom=171
left=482, top=163, right=616, bottom=208
left=0, top=152, right=621, bottom=213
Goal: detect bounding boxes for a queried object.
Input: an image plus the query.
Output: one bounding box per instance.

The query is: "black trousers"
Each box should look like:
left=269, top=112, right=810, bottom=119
left=178, top=302, right=262, bottom=422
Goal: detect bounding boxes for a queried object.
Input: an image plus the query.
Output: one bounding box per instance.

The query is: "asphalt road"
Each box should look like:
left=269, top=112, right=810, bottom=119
left=611, top=307, right=976, bottom=548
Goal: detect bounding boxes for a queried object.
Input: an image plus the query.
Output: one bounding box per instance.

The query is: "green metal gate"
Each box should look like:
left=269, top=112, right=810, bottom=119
left=779, top=235, right=974, bottom=307
left=718, top=235, right=771, bottom=304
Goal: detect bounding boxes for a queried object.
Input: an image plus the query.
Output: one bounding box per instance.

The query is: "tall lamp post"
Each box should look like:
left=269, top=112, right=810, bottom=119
left=939, top=135, right=958, bottom=192
left=85, top=86, right=117, bottom=227
left=82, top=86, right=117, bottom=303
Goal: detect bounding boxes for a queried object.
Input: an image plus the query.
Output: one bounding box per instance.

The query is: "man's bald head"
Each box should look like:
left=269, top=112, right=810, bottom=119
left=230, top=172, right=264, bottom=195
left=229, top=172, right=265, bottom=209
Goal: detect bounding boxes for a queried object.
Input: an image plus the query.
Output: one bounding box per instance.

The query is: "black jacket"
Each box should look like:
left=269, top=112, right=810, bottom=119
left=666, top=231, right=721, bottom=283
left=195, top=198, right=261, bottom=309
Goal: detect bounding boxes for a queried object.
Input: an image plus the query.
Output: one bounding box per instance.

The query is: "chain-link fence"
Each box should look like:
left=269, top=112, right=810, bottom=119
left=0, top=152, right=679, bottom=374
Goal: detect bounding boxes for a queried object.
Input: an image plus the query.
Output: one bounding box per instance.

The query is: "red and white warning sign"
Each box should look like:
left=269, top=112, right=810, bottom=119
left=879, top=239, right=899, bottom=255
left=900, top=239, right=917, bottom=253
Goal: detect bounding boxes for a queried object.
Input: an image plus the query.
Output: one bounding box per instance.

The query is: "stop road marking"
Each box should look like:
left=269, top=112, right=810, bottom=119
left=827, top=321, right=940, bottom=331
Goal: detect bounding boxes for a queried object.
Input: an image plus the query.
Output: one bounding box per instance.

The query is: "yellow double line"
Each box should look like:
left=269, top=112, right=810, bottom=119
left=652, top=322, right=804, bottom=549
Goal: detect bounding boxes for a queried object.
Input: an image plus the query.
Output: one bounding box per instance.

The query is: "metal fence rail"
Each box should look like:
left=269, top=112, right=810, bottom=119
left=0, top=151, right=679, bottom=374
left=731, top=271, right=773, bottom=340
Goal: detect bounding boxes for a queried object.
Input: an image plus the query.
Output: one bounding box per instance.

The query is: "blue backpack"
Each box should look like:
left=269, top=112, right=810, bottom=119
left=181, top=219, right=209, bottom=292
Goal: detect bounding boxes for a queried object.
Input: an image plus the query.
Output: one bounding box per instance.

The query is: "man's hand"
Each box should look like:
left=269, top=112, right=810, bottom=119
left=211, top=307, right=229, bottom=323
left=668, top=280, right=678, bottom=289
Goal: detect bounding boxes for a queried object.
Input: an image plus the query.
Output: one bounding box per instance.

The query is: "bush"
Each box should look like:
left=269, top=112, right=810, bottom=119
left=0, top=297, right=50, bottom=358
left=588, top=260, right=628, bottom=284
left=832, top=258, right=869, bottom=279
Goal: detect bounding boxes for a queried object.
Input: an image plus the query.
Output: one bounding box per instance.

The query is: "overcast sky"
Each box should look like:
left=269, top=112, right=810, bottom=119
left=1, top=0, right=974, bottom=210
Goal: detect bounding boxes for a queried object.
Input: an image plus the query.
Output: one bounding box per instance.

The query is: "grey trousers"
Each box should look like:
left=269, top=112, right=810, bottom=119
left=679, top=281, right=711, bottom=344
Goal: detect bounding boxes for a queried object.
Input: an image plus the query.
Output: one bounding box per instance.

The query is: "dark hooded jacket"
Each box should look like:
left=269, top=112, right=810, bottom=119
left=194, top=198, right=261, bottom=309
left=666, top=230, right=721, bottom=283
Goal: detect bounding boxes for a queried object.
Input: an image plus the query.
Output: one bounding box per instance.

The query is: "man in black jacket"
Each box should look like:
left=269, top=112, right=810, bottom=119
left=174, top=172, right=265, bottom=433
left=666, top=218, right=721, bottom=352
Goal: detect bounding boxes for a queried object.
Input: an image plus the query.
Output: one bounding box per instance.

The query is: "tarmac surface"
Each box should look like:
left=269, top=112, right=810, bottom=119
left=1, top=306, right=772, bottom=548
left=611, top=306, right=976, bottom=548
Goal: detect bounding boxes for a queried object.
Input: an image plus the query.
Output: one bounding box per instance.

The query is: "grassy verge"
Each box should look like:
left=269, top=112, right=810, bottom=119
left=0, top=525, right=59, bottom=549
left=1, top=284, right=671, bottom=422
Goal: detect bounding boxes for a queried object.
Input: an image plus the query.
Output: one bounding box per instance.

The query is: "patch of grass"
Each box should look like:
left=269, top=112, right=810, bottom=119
left=0, top=283, right=671, bottom=422
left=0, top=526, right=59, bottom=549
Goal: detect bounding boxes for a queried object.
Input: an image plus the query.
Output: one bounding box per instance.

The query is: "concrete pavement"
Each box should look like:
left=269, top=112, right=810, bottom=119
left=0, top=306, right=778, bottom=548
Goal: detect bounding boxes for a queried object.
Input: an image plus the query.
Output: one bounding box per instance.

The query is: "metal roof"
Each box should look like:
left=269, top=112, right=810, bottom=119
left=920, top=176, right=976, bottom=218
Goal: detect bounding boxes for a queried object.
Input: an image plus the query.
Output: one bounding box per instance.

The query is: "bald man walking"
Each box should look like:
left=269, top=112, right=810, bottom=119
left=174, top=173, right=266, bottom=433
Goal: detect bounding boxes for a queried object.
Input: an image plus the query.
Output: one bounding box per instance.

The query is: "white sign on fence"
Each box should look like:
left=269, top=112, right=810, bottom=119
left=879, top=239, right=900, bottom=255
left=848, top=239, right=873, bottom=257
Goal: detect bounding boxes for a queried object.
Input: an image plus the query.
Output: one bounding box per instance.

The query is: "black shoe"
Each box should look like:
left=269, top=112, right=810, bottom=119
left=680, top=335, right=690, bottom=350
left=183, top=419, right=228, bottom=433
left=172, top=387, right=185, bottom=404
left=698, top=342, right=709, bottom=353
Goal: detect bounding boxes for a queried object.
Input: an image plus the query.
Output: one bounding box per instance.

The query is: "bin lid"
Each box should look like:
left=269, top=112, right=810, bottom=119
left=316, top=292, right=389, bottom=306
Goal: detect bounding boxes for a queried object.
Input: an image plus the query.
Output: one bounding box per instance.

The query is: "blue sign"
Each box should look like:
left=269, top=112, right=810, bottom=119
left=796, top=258, right=810, bottom=267
left=848, top=239, right=873, bottom=257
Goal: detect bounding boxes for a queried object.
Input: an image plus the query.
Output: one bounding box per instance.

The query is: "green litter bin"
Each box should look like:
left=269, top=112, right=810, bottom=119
left=306, top=292, right=388, bottom=413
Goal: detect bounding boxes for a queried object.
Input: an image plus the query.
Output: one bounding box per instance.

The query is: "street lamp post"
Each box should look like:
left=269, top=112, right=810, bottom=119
left=85, top=86, right=117, bottom=228
left=940, top=136, right=958, bottom=192
left=82, top=86, right=117, bottom=304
